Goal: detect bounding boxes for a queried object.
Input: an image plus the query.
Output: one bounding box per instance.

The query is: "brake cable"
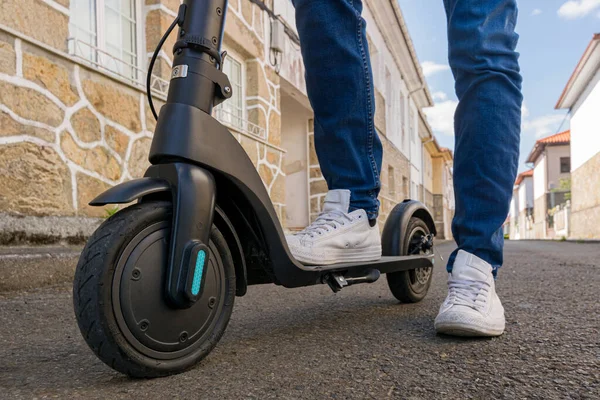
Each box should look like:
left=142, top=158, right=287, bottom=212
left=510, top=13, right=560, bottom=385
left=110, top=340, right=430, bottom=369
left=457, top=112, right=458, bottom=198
left=146, top=6, right=186, bottom=121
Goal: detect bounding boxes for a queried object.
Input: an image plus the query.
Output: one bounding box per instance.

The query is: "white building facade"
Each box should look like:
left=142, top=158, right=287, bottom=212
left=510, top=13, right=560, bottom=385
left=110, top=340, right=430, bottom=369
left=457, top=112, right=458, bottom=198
left=556, top=33, right=600, bottom=239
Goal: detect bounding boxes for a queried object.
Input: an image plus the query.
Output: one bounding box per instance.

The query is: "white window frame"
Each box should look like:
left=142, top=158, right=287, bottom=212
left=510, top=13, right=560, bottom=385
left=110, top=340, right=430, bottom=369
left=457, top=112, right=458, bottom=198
left=68, top=0, right=145, bottom=82
left=214, top=49, right=249, bottom=134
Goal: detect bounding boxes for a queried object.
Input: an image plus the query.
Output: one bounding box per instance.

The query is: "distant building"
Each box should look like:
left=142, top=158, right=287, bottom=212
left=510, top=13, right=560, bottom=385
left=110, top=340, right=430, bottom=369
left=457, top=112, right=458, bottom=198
left=509, top=169, right=534, bottom=240
left=555, top=33, right=600, bottom=239
left=526, top=131, right=571, bottom=239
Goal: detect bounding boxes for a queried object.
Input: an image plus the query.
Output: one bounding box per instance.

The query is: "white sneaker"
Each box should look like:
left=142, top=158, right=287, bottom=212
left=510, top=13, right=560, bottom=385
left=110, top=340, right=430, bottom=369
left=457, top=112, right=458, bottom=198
left=434, top=250, right=505, bottom=337
left=286, top=189, right=382, bottom=265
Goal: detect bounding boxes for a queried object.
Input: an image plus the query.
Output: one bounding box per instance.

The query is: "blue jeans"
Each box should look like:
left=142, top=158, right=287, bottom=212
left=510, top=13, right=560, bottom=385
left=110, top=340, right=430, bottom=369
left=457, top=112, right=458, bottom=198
left=293, top=0, right=522, bottom=272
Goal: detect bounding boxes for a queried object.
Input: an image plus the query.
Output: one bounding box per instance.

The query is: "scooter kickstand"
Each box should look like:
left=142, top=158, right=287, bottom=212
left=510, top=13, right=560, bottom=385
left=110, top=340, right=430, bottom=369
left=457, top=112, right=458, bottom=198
left=324, top=273, right=348, bottom=293
left=323, top=269, right=381, bottom=293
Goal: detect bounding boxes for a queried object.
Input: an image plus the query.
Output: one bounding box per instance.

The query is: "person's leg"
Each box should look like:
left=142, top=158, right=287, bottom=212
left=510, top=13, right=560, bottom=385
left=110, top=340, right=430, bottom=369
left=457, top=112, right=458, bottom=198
left=293, top=0, right=382, bottom=219
left=285, top=0, right=382, bottom=265
left=435, top=0, right=522, bottom=336
left=445, top=0, right=522, bottom=273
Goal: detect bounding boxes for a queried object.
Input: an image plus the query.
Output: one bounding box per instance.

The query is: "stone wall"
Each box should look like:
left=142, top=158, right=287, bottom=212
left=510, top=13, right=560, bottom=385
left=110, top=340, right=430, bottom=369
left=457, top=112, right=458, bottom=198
left=570, top=150, right=600, bottom=239
left=0, top=32, right=154, bottom=218
left=0, top=0, right=286, bottom=226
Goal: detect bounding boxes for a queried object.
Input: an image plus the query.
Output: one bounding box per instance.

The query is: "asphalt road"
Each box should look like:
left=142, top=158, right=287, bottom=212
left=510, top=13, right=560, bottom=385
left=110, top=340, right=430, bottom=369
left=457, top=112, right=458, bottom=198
left=0, top=241, right=598, bottom=399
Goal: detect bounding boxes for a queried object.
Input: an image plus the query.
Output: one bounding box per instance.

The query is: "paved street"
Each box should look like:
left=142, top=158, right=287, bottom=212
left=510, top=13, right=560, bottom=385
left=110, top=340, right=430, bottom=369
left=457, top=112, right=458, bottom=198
left=0, top=241, right=598, bottom=399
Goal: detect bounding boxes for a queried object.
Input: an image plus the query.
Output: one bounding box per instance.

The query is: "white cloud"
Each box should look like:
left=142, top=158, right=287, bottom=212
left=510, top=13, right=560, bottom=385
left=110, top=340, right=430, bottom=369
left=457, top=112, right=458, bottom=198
left=522, top=114, right=567, bottom=138
left=424, top=99, right=458, bottom=136
left=421, top=61, right=450, bottom=77
left=432, top=91, right=448, bottom=101
left=424, top=99, right=566, bottom=139
left=532, top=8, right=543, bottom=15
left=522, top=102, right=530, bottom=119
left=557, top=0, right=600, bottom=19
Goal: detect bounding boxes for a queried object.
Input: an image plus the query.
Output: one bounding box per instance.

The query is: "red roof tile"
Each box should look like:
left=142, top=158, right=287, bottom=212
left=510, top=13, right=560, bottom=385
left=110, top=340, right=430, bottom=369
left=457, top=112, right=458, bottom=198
left=515, top=169, right=533, bottom=186
left=526, top=130, right=571, bottom=163
left=536, top=130, right=570, bottom=145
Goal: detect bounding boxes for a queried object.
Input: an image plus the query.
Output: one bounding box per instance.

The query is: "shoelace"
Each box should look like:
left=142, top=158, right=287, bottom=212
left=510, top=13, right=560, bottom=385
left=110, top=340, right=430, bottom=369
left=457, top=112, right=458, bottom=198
left=293, top=210, right=355, bottom=238
left=446, top=279, right=490, bottom=310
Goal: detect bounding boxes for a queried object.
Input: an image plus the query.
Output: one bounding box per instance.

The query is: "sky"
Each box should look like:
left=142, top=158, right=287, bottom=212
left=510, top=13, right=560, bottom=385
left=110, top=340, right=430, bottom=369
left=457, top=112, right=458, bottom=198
left=398, top=0, right=600, bottom=172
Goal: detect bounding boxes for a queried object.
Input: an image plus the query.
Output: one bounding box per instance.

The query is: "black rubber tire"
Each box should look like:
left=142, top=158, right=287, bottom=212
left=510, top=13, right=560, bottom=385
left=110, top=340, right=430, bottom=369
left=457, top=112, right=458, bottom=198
left=72, top=201, right=235, bottom=378
left=386, top=217, right=433, bottom=303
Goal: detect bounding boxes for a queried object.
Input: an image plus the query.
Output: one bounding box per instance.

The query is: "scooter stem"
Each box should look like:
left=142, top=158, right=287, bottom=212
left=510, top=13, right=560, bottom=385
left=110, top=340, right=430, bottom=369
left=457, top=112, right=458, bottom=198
left=147, top=0, right=232, bottom=309
left=168, top=0, right=230, bottom=114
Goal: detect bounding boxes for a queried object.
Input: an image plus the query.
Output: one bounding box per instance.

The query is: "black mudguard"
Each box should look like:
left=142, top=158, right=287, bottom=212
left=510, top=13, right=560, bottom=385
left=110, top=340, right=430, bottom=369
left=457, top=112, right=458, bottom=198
left=382, top=200, right=437, bottom=256
left=89, top=177, right=248, bottom=297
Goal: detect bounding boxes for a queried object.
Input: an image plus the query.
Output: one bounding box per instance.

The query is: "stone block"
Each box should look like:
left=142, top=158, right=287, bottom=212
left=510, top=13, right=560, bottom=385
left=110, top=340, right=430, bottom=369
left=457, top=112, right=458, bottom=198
left=127, top=137, right=152, bottom=178
left=105, top=125, right=130, bottom=158
left=82, top=75, right=142, bottom=132
left=0, top=81, right=64, bottom=127
left=61, top=132, right=121, bottom=181
left=23, top=52, right=79, bottom=106
left=0, top=110, right=54, bottom=142
left=70, top=107, right=101, bottom=142
left=0, top=142, right=72, bottom=215
left=76, top=173, right=112, bottom=218
left=0, top=37, right=15, bottom=75
left=0, top=0, right=69, bottom=51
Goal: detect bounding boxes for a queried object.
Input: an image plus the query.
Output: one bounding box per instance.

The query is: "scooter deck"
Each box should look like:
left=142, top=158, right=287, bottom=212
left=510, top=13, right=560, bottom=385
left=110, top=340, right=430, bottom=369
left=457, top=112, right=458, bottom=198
left=302, top=254, right=434, bottom=274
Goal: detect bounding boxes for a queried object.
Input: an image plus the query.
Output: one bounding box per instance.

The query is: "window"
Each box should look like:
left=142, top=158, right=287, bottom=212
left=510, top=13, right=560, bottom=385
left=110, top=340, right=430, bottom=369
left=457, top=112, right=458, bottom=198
left=214, top=56, right=244, bottom=131
left=560, top=157, right=570, bottom=173
left=69, top=0, right=140, bottom=80
left=409, top=108, right=415, bottom=143
left=388, top=166, right=396, bottom=196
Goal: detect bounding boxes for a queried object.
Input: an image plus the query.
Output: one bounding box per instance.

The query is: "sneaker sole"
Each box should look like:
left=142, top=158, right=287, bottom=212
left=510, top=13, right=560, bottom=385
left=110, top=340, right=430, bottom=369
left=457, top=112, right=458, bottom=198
left=291, top=246, right=382, bottom=266
left=434, top=322, right=504, bottom=337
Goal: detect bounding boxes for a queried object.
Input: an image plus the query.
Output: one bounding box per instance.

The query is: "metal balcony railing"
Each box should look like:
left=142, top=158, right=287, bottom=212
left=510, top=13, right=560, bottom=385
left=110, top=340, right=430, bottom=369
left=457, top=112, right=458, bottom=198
left=67, top=37, right=170, bottom=98
left=214, top=107, right=266, bottom=140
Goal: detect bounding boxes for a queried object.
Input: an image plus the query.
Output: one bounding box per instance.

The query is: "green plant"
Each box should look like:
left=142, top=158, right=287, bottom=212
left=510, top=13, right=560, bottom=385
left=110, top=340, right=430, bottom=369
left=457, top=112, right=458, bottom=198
left=560, top=236, right=567, bottom=242
left=104, top=206, right=120, bottom=219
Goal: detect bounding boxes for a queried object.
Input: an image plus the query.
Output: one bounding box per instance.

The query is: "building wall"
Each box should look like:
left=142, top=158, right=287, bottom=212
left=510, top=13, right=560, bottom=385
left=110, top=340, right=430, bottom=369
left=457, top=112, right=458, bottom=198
left=569, top=61, right=600, bottom=239
left=570, top=150, right=600, bottom=238
left=518, top=177, right=534, bottom=211
left=545, top=145, right=571, bottom=190
left=422, top=146, right=434, bottom=211
left=281, top=93, right=311, bottom=230
left=533, top=156, right=546, bottom=200
left=0, top=0, right=286, bottom=223
left=533, top=155, right=547, bottom=238
left=1, top=0, right=450, bottom=242
left=570, top=68, right=600, bottom=171
left=442, top=161, right=454, bottom=240
left=509, top=193, right=518, bottom=240
left=533, top=195, right=546, bottom=239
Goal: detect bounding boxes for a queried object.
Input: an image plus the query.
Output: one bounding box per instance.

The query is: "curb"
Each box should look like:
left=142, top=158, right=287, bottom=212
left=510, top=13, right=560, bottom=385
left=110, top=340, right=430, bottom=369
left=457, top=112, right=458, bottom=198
left=0, top=246, right=82, bottom=293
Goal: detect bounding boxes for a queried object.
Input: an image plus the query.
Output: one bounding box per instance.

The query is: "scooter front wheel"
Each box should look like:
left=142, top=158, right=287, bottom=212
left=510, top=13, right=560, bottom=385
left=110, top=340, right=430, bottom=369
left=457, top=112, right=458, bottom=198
left=73, top=201, right=235, bottom=378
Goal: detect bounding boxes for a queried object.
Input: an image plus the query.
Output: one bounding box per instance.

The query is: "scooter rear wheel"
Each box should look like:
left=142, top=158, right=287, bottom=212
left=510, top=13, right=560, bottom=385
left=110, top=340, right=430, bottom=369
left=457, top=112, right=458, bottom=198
left=386, top=217, right=433, bottom=303
left=73, top=201, right=235, bottom=378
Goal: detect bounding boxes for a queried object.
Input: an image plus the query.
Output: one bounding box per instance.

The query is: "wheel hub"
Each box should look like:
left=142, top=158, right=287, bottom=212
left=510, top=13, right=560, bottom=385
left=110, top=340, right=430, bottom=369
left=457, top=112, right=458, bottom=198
left=112, top=222, right=226, bottom=360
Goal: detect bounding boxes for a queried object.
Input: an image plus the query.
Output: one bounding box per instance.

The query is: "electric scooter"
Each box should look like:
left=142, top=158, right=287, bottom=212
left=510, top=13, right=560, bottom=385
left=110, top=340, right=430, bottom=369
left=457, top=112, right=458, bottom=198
left=72, top=0, right=437, bottom=378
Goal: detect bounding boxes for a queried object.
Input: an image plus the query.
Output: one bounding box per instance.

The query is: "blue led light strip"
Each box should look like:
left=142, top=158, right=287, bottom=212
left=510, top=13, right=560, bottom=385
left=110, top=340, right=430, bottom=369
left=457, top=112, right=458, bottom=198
left=191, top=250, right=206, bottom=296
